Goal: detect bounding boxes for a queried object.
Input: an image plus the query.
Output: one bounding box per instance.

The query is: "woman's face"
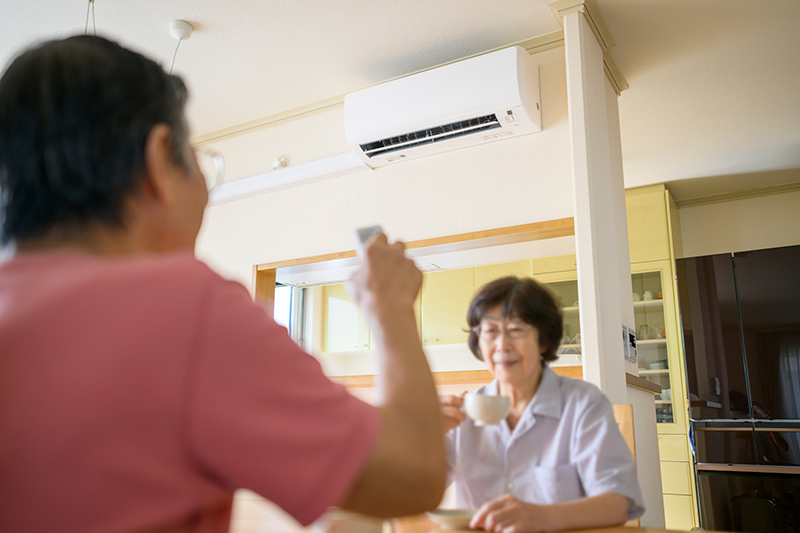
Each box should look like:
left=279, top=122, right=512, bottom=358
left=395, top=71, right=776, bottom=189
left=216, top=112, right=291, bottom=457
left=478, top=305, right=546, bottom=390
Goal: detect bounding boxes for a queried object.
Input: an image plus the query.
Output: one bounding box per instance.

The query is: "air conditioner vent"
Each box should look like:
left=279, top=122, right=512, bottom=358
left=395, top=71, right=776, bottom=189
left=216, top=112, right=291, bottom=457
left=359, top=114, right=501, bottom=158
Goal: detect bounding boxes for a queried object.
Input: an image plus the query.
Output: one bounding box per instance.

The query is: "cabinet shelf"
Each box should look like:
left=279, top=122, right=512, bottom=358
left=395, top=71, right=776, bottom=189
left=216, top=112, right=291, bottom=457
left=638, top=339, right=667, bottom=346
left=563, top=305, right=580, bottom=316
left=639, top=368, right=670, bottom=375
left=633, top=299, right=664, bottom=309
left=557, top=343, right=581, bottom=356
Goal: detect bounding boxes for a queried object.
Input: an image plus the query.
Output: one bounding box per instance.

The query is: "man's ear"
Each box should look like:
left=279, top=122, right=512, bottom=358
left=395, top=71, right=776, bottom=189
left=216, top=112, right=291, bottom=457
left=142, top=124, right=177, bottom=205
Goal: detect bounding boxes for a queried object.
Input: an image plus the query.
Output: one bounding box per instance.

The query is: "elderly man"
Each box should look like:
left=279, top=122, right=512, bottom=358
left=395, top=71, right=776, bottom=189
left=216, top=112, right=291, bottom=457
left=0, top=36, right=445, bottom=532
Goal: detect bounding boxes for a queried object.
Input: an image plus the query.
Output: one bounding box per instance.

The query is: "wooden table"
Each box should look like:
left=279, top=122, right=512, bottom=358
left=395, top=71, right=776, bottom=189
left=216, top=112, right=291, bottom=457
left=230, top=497, right=710, bottom=533
left=392, top=514, right=696, bottom=533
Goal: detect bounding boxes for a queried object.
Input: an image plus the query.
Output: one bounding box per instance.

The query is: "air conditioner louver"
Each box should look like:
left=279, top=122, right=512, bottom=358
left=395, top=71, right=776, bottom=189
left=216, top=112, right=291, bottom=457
left=344, top=46, right=541, bottom=169
left=359, top=114, right=501, bottom=158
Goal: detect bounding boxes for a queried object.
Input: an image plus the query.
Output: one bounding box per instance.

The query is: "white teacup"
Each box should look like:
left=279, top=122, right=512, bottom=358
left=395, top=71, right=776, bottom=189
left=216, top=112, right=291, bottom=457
left=315, top=509, right=394, bottom=533
left=463, top=394, right=511, bottom=426
left=643, top=291, right=654, bottom=301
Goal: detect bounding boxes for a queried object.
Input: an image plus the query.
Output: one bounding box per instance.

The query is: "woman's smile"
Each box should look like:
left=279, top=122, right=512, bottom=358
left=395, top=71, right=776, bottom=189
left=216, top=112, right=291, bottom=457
left=491, top=355, right=519, bottom=369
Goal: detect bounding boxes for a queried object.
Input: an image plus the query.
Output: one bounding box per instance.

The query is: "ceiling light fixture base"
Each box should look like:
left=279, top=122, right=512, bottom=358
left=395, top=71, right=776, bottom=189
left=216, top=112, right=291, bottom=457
left=169, top=20, right=193, bottom=41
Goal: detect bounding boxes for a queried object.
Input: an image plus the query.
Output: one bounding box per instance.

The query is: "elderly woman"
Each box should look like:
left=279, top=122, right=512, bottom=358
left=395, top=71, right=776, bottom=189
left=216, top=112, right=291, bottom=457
left=441, top=276, right=645, bottom=533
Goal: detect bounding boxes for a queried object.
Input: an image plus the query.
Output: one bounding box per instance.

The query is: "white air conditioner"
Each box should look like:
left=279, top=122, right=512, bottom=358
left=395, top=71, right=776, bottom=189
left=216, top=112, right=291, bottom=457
left=344, top=46, right=541, bottom=169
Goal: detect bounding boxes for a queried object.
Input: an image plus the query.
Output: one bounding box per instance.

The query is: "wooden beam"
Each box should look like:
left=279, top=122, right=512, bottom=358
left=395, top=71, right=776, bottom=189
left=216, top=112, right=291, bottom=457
left=257, top=218, right=574, bottom=271
left=332, top=365, right=583, bottom=388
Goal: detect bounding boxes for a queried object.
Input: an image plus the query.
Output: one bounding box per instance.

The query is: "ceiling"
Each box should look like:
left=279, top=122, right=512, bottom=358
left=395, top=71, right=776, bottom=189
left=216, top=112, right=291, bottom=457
left=2, top=0, right=799, bottom=200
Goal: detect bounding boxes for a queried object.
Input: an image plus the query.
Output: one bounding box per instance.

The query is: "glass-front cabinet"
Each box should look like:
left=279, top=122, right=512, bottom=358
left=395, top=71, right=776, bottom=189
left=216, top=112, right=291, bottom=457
left=631, top=260, right=688, bottom=435
left=543, top=279, right=582, bottom=360
left=632, top=271, right=673, bottom=424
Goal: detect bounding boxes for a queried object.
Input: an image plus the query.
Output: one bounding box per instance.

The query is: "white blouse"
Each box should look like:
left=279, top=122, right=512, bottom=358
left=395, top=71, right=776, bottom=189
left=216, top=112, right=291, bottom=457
left=445, top=367, right=646, bottom=520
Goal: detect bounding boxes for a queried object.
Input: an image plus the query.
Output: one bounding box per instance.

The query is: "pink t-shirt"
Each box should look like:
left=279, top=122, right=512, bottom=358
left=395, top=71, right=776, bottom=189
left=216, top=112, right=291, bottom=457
left=0, top=251, right=379, bottom=532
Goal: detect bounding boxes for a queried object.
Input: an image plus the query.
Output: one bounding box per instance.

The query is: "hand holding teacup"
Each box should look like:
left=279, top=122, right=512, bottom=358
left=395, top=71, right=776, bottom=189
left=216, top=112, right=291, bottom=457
left=464, top=394, right=511, bottom=426
left=441, top=393, right=511, bottom=429
left=440, top=394, right=467, bottom=433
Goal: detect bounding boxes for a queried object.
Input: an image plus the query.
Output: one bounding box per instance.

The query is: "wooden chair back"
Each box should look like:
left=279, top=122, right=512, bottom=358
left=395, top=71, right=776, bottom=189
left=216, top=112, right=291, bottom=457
left=613, top=404, right=636, bottom=461
left=613, top=404, right=640, bottom=527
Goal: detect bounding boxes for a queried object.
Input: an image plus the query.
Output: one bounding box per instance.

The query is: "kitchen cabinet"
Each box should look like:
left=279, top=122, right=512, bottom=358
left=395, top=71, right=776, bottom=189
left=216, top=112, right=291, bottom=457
left=474, top=260, right=531, bottom=289
left=420, top=268, right=475, bottom=346
left=626, top=185, right=672, bottom=264
left=531, top=254, right=577, bottom=276
left=322, top=283, right=371, bottom=352
left=541, top=277, right=582, bottom=357
left=626, top=185, right=697, bottom=529
left=631, top=267, right=679, bottom=427
left=321, top=283, right=422, bottom=354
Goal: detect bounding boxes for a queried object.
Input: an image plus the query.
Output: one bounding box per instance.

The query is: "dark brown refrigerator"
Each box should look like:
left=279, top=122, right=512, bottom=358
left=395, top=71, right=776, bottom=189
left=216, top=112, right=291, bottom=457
left=676, top=245, right=800, bottom=533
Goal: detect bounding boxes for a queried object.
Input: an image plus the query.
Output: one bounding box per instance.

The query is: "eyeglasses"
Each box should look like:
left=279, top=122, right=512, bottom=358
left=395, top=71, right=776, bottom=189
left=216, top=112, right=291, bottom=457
left=193, top=147, right=224, bottom=191
left=476, top=321, right=535, bottom=342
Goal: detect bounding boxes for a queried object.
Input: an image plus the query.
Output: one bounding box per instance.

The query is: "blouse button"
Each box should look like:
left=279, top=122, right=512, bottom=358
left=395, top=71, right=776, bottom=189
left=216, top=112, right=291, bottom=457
left=507, top=482, right=514, bottom=490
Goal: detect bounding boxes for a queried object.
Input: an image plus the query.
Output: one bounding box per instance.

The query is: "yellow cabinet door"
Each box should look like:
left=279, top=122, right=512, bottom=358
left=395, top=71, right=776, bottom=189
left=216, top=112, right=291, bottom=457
left=658, top=434, right=690, bottom=462
left=474, top=260, right=532, bottom=290
left=626, top=185, right=670, bottom=264
left=660, top=461, right=692, bottom=495
left=663, top=494, right=697, bottom=530
left=322, top=283, right=370, bottom=352
left=421, top=268, right=475, bottom=346
left=531, top=254, right=577, bottom=276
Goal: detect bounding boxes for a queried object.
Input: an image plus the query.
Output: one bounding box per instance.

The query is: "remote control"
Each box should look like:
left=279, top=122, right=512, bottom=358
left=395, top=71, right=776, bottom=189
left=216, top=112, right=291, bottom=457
left=353, top=225, right=384, bottom=257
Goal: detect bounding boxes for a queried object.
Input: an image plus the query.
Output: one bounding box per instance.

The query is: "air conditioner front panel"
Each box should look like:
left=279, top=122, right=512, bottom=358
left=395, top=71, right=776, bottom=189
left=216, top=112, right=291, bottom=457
left=344, top=46, right=541, bottom=168
left=345, top=47, right=531, bottom=143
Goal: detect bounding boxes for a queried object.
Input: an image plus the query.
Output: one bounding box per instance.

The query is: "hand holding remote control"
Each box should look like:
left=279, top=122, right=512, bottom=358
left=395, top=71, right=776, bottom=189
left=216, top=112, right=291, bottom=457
left=353, top=225, right=384, bottom=258
left=347, top=225, right=421, bottom=323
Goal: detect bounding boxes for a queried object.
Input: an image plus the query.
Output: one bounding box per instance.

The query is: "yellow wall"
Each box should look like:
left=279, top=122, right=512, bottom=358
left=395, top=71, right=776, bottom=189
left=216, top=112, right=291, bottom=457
left=195, top=47, right=572, bottom=288
left=678, top=189, right=800, bottom=257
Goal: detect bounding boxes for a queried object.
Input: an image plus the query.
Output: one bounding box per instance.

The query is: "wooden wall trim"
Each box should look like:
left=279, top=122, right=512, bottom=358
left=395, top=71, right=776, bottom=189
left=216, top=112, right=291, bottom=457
left=332, top=365, right=583, bottom=388
left=254, top=269, right=276, bottom=305
left=257, top=218, right=574, bottom=271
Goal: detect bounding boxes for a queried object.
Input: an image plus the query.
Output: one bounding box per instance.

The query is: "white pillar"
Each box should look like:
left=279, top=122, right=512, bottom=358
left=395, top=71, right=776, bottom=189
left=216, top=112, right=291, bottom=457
left=563, top=11, right=633, bottom=404
left=559, top=6, right=666, bottom=526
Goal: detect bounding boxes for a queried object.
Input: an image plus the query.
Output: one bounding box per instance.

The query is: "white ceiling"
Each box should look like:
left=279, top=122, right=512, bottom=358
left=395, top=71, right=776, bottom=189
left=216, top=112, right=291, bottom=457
left=2, top=0, right=799, bottom=199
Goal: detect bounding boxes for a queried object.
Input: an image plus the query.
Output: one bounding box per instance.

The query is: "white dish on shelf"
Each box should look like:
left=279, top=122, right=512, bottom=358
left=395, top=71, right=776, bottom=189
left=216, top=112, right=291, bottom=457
left=426, top=509, right=475, bottom=530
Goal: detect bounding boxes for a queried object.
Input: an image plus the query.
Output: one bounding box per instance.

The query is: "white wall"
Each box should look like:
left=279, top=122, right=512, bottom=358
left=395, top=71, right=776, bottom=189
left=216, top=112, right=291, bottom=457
left=679, top=190, right=800, bottom=258
left=195, top=47, right=572, bottom=288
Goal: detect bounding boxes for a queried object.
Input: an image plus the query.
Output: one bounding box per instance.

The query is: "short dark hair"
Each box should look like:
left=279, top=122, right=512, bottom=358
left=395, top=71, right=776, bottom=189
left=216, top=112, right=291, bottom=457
left=0, top=35, right=189, bottom=245
left=467, top=276, right=563, bottom=364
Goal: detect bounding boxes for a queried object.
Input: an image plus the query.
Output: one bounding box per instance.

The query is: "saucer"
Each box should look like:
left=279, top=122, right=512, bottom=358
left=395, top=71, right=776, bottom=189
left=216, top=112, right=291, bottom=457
left=425, top=509, right=475, bottom=530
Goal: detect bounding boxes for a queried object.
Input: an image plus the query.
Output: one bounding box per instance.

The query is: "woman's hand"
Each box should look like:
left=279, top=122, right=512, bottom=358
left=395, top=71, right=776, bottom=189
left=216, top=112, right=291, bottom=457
left=440, top=394, right=466, bottom=433
left=470, top=494, right=554, bottom=533
left=471, top=492, right=629, bottom=532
